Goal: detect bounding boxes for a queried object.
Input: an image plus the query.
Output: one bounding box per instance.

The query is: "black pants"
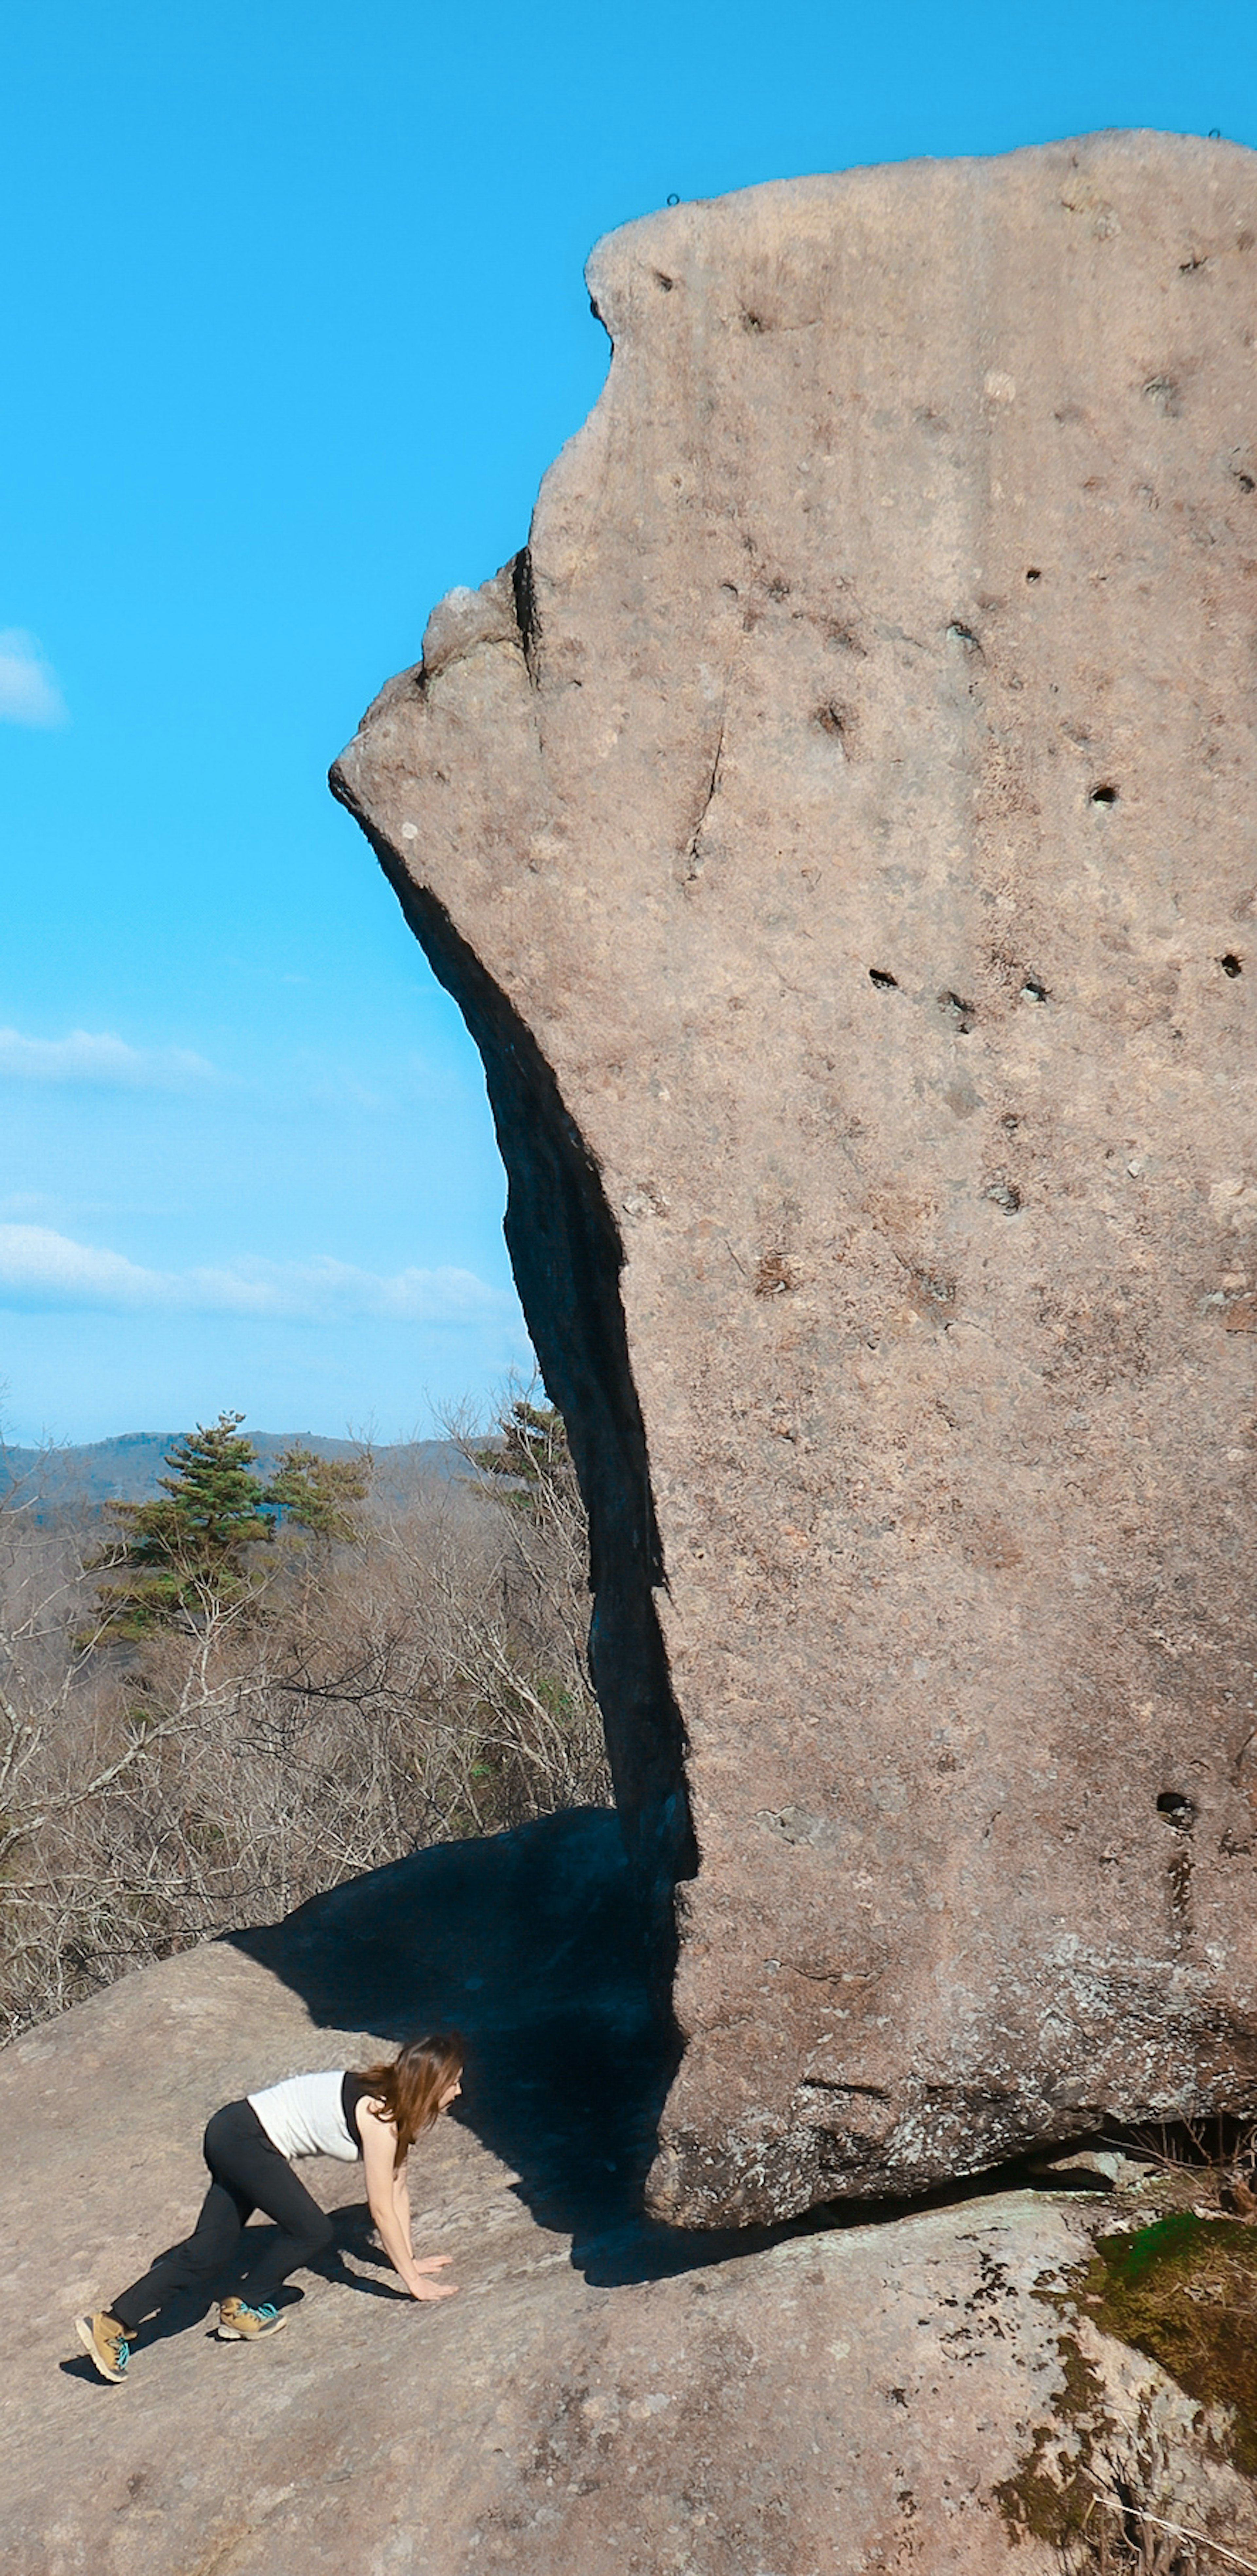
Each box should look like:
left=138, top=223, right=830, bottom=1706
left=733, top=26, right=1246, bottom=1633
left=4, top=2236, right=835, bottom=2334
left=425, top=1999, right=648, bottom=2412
left=111, top=2100, right=335, bottom=2332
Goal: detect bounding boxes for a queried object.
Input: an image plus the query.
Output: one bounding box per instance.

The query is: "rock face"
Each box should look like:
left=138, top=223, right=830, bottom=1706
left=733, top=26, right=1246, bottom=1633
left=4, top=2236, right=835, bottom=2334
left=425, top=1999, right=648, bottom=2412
left=333, top=133, right=1257, bottom=2228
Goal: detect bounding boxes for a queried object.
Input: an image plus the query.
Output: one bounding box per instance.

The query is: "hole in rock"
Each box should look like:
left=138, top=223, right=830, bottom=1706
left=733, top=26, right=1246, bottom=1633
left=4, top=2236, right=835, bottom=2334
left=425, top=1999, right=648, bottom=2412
left=1025, top=567, right=1042, bottom=583
left=1221, top=952, right=1243, bottom=977
left=868, top=967, right=898, bottom=990
left=939, top=990, right=976, bottom=1034
left=653, top=271, right=675, bottom=293
left=984, top=1179, right=1022, bottom=1215
left=1236, top=472, right=1256, bottom=493
left=1156, top=1791, right=1197, bottom=1829
left=1090, top=784, right=1119, bottom=807
left=1021, top=978, right=1048, bottom=1003
left=946, top=620, right=982, bottom=651
left=815, top=702, right=847, bottom=741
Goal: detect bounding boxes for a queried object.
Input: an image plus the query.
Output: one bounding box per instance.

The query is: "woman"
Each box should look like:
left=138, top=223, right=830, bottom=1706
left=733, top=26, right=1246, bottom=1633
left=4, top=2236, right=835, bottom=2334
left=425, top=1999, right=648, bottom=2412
left=75, top=2033, right=464, bottom=2384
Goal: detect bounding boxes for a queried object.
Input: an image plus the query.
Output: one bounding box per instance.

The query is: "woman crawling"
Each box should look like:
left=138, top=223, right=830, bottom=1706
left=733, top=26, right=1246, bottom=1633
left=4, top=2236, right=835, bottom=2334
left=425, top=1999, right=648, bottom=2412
left=76, top=2034, right=464, bottom=2382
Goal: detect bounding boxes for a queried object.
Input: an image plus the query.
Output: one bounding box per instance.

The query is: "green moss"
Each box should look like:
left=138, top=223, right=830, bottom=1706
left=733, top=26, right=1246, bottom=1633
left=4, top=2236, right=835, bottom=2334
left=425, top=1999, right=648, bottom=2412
left=1082, top=2212, right=1257, bottom=2474
left=997, top=2210, right=1257, bottom=2549
left=994, top=2329, right=1112, bottom=2549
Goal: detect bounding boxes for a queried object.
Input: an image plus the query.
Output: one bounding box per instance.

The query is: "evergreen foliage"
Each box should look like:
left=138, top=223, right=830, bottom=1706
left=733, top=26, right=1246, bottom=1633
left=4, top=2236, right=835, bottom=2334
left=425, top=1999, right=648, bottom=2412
left=92, top=1412, right=274, bottom=1632
left=6, top=1391, right=609, bottom=2037
left=267, top=1444, right=369, bottom=1540
left=471, top=1398, right=571, bottom=1508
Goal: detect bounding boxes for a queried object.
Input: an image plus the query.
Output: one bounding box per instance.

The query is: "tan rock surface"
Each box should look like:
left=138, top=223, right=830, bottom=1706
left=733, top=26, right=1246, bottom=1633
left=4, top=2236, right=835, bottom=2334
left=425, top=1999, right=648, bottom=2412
left=6, top=1818, right=1255, bottom=2574
left=333, top=132, right=1257, bottom=2226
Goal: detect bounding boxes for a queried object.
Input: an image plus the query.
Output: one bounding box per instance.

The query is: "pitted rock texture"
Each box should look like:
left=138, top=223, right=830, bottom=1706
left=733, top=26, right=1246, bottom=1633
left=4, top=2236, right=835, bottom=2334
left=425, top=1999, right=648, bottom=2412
left=333, top=133, right=1257, bottom=2228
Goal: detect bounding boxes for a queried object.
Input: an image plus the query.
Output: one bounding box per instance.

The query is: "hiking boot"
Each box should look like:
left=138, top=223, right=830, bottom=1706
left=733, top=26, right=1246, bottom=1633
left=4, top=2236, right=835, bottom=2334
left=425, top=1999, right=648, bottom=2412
left=217, top=2296, right=286, bottom=2341
left=76, top=2312, right=131, bottom=2384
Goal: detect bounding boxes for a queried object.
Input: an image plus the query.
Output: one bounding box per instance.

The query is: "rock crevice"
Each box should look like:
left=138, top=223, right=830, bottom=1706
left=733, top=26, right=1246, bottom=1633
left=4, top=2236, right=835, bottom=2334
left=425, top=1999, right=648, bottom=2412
left=330, top=756, right=696, bottom=1950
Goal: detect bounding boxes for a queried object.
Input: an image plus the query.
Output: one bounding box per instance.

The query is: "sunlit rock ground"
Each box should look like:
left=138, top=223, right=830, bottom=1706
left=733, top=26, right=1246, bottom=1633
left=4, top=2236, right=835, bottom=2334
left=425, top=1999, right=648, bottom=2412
left=3, top=1813, right=1253, bottom=2575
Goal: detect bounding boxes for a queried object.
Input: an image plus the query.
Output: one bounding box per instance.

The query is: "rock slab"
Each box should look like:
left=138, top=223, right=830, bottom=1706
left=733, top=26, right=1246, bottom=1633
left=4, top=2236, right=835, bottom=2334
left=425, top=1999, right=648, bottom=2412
left=333, top=134, right=1257, bottom=2225
left=6, top=1830, right=1256, bottom=2575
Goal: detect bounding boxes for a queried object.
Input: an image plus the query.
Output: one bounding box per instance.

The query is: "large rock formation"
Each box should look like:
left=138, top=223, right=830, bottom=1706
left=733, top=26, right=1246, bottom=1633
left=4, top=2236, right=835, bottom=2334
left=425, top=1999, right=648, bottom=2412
left=333, top=133, right=1257, bottom=2227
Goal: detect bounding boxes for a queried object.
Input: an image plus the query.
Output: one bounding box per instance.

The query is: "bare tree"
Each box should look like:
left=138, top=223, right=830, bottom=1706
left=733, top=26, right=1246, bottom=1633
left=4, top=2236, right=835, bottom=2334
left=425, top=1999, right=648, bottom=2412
left=0, top=1405, right=610, bottom=2043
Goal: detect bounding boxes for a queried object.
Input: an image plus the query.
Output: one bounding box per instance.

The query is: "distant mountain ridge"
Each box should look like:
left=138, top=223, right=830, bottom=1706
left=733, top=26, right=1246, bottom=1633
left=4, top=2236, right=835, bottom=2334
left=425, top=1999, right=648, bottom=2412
left=0, top=1430, right=470, bottom=1513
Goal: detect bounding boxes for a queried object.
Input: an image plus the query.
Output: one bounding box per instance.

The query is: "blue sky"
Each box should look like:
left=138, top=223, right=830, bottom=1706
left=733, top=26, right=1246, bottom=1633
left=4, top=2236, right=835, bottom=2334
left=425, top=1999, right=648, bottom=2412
left=2, top=2, right=1251, bottom=1445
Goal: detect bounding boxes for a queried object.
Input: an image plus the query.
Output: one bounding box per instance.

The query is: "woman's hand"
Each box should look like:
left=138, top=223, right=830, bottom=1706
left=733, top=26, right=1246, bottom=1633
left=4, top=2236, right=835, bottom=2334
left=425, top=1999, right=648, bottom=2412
left=408, top=2252, right=457, bottom=2300
left=407, top=2268, right=458, bottom=2302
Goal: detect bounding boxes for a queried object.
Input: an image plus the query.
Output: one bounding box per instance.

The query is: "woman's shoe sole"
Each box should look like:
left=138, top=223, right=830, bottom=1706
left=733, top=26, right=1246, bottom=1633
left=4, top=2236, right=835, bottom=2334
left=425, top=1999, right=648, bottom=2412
left=217, top=2313, right=286, bottom=2340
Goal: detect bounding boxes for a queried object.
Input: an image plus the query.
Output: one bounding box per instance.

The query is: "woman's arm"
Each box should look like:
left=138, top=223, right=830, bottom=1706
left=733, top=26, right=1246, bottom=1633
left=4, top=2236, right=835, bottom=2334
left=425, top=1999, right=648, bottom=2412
left=392, top=2156, right=410, bottom=2239
left=357, top=2104, right=457, bottom=2301
left=392, top=2158, right=451, bottom=2276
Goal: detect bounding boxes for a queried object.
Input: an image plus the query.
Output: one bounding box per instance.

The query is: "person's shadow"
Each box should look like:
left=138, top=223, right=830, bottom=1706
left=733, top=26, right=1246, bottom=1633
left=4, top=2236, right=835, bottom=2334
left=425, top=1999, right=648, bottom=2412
left=58, top=2215, right=413, bottom=2380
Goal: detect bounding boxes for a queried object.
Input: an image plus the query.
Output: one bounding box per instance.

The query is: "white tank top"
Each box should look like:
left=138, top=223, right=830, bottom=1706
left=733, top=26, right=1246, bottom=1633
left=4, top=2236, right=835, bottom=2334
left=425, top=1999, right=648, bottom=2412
left=247, top=2070, right=360, bottom=2162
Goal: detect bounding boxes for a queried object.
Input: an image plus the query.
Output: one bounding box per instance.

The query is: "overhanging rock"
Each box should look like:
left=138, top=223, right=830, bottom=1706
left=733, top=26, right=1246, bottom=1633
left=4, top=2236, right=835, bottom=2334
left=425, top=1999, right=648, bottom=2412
left=333, top=133, right=1257, bottom=2227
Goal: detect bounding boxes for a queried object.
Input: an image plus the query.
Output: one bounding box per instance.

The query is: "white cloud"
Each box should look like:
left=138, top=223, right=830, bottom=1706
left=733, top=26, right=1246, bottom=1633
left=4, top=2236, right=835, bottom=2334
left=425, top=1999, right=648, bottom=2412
left=0, top=630, right=67, bottom=728
left=0, top=1229, right=158, bottom=1308
left=0, top=1226, right=516, bottom=1325
left=0, top=1028, right=217, bottom=1087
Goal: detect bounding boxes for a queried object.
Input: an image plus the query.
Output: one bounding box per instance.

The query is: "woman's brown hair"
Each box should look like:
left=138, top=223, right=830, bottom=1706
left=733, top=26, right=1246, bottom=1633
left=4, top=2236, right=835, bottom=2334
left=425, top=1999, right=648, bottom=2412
left=353, top=2034, right=464, bottom=2168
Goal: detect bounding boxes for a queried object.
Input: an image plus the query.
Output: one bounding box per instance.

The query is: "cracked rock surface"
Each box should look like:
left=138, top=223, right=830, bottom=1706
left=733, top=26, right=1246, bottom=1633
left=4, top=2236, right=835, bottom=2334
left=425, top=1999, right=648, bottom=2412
left=333, top=133, right=1257, bottom=2227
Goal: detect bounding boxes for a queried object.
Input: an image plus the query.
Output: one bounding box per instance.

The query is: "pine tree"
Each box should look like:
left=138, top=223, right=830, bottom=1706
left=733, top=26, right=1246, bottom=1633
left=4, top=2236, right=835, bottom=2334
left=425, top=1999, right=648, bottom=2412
left=266, top=1444, right=369, bottom=1540
left=93, top=1413, right=274, bottom=1632
left=471, top=1398, right=572, bottom=1508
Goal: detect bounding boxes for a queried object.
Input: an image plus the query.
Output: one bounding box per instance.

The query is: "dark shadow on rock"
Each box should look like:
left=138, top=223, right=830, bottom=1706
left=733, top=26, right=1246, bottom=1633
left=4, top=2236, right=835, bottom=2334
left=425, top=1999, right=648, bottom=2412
left=227, top=1808, right=689, bottom=2285
left=226, top=1807, right=1117, bottom=2289
left=130, top=2286, right=218, bottom=2349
